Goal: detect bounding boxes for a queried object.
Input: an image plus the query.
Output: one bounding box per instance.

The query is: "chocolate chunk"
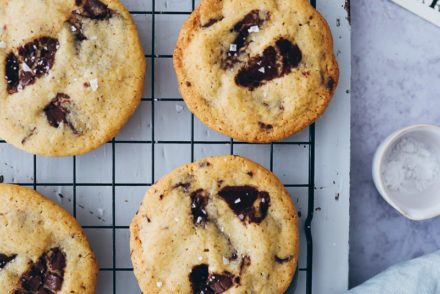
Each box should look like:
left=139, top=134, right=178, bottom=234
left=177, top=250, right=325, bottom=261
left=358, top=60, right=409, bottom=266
left=208, top=274, right=233, bottom=293
left=46, top=248, right=66, bottom=272
left=190, top=189, right=209, bottom=225
left=5, top=53, right=19, bottom=94
left=34, top=37, right=59, bottom=78
left=19, top=70, right=34, bottom=87
left=224, top=10, right=270, bottom=68
left=218, top=186, right=270, bottom=223
left=246, top=171, right=253, bottom=177
left=83, top=0, right=112, bottom=20
left=5, top=37, right=59, bottom=94
left=13, top=248, right=66, bottom=294
left=258, top=122, right=273, bottom=131
left=235, top=38, right=302, bottom=90
left=44, top=93, right=71, bottom=128
left=201, top=17, right=224, bottom=28
left=189, top=264, right=211, bottom=294
left=276, top=38, right=302, bottom=74
left=275, top=255, right=293, bottom=264
left=18, top=41, right=38, bottom=68
left=75, top=0, right=83, bottom=5
left=235, top=46, right=278, bottom=89
left=44, top=272, right=63, bottom=290
left=22, top=268, right=44, bottom=291
left=0, top=253, right=17, bottom=269
left=189, top=264, right=234, bottom=294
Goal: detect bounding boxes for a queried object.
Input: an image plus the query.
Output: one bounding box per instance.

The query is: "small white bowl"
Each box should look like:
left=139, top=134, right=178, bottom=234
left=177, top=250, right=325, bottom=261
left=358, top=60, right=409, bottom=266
left=372, top=124, right=440, bottom=220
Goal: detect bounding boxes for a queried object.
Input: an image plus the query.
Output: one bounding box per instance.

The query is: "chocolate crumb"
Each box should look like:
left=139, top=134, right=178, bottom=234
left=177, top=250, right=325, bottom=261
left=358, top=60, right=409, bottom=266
left=275, top=255, right=293, bottom=264
left=201, top=17, right=224, bottom=28
left=258, top=122, right=273, bottom=131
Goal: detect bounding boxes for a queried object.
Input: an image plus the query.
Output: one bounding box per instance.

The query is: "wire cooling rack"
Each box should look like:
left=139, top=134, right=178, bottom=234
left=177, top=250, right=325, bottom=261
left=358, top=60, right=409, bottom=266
left=0, top=0, right=318, bottom=293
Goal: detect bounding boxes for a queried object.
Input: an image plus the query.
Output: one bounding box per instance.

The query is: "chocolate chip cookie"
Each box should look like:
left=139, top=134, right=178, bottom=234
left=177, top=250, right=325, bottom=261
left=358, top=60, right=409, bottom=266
left=0, top=0, right=145, bottom=156
left=174, top=0, right=339, bottom=142
left=0, top=184, right=98, bottom=294
left=130, top=155, right=299, bottom=293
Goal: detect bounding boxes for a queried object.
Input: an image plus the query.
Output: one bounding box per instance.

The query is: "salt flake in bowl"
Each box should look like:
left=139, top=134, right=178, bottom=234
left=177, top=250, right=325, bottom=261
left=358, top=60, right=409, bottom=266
left=373, top=124, right=440, bottom=220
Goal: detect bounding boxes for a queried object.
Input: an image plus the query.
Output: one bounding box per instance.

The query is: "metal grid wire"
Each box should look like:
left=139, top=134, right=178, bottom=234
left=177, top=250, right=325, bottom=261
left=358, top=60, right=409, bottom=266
left=0, top=0, right=316, bottom=293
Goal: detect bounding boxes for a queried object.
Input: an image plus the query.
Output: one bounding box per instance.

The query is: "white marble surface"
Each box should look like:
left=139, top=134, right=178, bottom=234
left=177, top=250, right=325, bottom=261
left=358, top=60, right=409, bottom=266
left=351, top=0, right=440, bottom=287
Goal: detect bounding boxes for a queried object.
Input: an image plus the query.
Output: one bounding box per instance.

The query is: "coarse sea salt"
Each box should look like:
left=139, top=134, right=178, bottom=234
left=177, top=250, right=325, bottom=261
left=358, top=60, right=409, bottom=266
left=381, top=136, right=440, bottom=193
left=90, top=78, right=99, bottom=92
left=248, top=25, right=259, bottom=33
left=0, top=41, right=6, bottom=48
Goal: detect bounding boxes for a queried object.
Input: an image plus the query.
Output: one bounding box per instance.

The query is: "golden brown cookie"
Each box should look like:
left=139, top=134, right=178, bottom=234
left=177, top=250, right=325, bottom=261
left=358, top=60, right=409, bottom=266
left=0, top=183, right=98, bottom=294
left=0, top=0, right=146, bottom=156
left=174, top=0, right=339, bottom=142
left=130, top=155, right=299, bottom=293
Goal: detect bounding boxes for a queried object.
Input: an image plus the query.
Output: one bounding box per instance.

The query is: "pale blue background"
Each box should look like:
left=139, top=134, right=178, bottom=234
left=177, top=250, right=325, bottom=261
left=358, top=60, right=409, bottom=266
left=350, top=0, right=440, bottom=287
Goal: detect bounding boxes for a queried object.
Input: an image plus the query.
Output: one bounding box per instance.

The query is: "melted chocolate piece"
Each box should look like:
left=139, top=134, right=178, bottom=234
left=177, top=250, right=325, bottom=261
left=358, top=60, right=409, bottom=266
left=190, top=189, right=209, bottom=225
left=235, top=38, right=302, bottom=90
left=224, top=10, right=270, bottom=68
left=13, top=248, right=66, bottom=294
left=218, top=186, right=270, bottom=223
left=258, top=122, right=273, bottom=131
left=201, top=17, right=224, bottom=28
left=44, top=272, right=63, bottom=290
left=189, top=264, right=234, bottom=294
left=208, top=274, right=233, bottom=293
left=44, top=93, right=71, bottom=128
left=275, top=255, right=293, bottom=264
left=4, top=37, right=59, bottom=94
left=0, top=253, right=17, bottom=269
left=5, top=53, right=19, bottom=94
left=83, top=0, right=112, bottom=20
left=46, top=248, right=66, bottom=272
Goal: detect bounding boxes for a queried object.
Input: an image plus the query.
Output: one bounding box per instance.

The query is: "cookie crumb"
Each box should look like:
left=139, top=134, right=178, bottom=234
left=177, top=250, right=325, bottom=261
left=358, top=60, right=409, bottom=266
left=90, top=78, right=98, bottom=91
left=176, top=104, right=184, bottom=113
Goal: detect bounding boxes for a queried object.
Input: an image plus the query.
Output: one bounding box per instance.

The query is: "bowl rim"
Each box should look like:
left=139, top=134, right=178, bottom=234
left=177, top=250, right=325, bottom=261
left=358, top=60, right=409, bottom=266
left=374, top=124, right=440, bottom=220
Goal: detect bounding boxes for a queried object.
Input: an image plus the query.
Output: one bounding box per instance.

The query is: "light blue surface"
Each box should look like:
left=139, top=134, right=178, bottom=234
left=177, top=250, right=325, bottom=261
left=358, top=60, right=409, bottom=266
left=351, top=0, right=440, bottom=288
left=346, top=251, right=440, bottom=294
